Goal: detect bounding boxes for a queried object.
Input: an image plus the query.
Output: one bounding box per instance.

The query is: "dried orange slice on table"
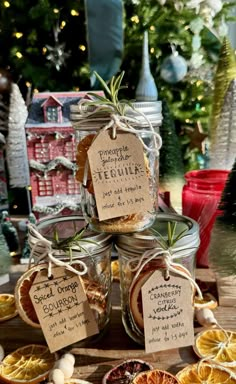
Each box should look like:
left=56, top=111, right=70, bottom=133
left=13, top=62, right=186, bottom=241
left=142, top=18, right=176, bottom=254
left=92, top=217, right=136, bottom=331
left=132, top=368, right=180, bottom=384
left=102, top=359, right=153, bottom=384
left=0, top=344, right=57, bottom=384
left=194, top=328, right=236, bottom=367
left=14, top=264, right=48, bottom=328
left=0, top=294, right=18, bottom=322
left=176, top=362, right=236, bottom=383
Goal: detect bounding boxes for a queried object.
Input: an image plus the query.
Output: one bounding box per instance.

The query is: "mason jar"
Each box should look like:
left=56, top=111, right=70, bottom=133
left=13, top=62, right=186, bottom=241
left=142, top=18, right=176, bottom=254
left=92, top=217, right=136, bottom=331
left=29, top=215, right=113, bottom=346
left=114, top=213, right=199, bottom=345
left=70, top=101, right=162, bottom=234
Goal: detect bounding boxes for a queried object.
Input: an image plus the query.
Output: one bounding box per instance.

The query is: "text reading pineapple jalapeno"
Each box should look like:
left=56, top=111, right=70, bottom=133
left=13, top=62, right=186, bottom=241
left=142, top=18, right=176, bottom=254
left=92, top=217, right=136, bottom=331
left=98, top=146, right=130, bottom=167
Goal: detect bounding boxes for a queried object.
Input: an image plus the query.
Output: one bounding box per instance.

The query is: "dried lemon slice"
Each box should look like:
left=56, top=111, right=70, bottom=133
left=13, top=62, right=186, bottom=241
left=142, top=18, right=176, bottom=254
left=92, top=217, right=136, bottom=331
left=132, top=368, right=180, bottom=384
left=176, top=362, right=236, bottom=383
left=0, top=344, right=57, bottom=384
left=194, top=293, right=218, bottom=310
left=194, top=329, right=236, bottom=367
left=0, top=294, right=18, bottom=322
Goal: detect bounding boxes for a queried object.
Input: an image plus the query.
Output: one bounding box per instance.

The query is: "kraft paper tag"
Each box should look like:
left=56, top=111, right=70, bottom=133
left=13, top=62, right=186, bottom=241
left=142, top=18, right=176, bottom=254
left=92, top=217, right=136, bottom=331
left=87, top=130, right=153, bottom=221
left=29, top=266, right=99, bottom=352
left=142, top=269, right=194, bottom=354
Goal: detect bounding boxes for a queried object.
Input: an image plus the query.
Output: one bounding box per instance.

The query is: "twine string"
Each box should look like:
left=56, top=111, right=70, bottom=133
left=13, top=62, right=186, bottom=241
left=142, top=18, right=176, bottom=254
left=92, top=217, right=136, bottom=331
left=127, top=247, right=203, bottom=299
left=28, top=224, right=88, bottom=278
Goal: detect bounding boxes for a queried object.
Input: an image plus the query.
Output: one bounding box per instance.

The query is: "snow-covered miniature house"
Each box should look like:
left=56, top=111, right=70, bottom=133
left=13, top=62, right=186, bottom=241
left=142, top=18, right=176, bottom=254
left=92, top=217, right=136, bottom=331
left=25, top=91, right=92, bottom=216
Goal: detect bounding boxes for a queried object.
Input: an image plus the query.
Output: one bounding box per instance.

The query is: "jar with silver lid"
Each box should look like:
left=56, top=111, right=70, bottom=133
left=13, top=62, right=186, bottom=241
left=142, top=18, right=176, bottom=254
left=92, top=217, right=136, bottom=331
left=114, top=213, right=199, bottom=345
left=29, top=215, right=113, bottom=346
left=70, top=100, right=162, bottom=234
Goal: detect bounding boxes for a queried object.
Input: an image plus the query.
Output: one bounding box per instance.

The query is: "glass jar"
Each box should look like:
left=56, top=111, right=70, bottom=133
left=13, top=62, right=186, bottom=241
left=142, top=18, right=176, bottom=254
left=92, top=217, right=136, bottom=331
left=182, top=169, right=229, bottom=267
left=70, top=101, right=162, bottom=234
left=115, top=213, right=199, bottom=345
left=31, top=215, right=113, bottom=346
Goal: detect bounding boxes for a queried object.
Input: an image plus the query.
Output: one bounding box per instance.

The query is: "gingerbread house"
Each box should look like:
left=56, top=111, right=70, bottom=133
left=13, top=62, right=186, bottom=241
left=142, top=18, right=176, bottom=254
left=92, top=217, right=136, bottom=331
left=25, top=91, right=92, bottom=216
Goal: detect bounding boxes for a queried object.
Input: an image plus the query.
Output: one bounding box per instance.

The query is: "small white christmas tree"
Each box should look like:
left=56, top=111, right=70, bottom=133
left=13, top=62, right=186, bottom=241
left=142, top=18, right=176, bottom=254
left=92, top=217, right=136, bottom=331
left=6, top=83, right=30, bottom=188
left=209, top=79, right=236, bottom=170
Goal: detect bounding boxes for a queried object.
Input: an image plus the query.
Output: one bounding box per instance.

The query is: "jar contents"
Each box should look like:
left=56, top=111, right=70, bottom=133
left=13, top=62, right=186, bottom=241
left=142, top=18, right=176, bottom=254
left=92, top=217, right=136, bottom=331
left=77, top=131, right=156, bottom=233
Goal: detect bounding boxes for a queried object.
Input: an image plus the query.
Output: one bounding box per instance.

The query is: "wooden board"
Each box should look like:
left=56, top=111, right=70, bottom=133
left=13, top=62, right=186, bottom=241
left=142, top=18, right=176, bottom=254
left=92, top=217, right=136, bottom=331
left=0, top=267, right=236, bottom=383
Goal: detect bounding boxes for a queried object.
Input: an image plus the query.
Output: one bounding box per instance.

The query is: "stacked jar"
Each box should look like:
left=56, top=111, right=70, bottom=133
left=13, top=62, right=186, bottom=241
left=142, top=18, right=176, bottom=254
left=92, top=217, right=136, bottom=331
left=70, top=96, right=163, bottom=346
left=29, top=215, right=113, bottom=346
left=114, top=213, right=200, bottom=345
left=70, top=101, right=162, bottom=233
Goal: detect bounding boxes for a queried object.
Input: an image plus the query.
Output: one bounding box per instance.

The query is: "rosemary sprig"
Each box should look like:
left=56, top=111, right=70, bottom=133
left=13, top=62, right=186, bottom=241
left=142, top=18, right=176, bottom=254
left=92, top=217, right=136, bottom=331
left=151, top=221, right=188, bottom=249
left=53, top=224, right=98, bottom=254
left=86, top=71, right=133, bottom=116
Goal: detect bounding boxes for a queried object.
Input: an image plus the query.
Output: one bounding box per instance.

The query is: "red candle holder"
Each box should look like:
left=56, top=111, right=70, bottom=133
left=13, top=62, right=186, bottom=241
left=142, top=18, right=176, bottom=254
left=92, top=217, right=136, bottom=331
left=182, top=169, right=229, bottom=267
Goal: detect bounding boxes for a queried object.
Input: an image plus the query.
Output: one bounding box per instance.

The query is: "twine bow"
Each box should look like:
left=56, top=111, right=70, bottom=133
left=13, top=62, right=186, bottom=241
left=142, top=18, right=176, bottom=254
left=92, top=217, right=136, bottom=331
left=127, top=247, right=203, bottom=299
left=28, top=224, right=88, bottom=279
left=77, top=98, right=162, bottom=152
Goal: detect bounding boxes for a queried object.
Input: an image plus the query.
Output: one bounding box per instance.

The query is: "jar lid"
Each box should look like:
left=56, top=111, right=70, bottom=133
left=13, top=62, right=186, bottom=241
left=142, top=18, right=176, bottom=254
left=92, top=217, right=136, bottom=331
left=115, top=213, right=199, bottom=253
left=37, top=215, right=111, bottom=254
left=70, top=101, right=162, bottom=131
left=125, top=101, right=162, bottom=127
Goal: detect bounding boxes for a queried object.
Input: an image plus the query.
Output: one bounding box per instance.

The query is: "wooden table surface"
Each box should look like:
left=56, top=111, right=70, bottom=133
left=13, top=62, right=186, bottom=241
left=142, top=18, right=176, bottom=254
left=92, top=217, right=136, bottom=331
left=1, top=265, right=236, bottom=383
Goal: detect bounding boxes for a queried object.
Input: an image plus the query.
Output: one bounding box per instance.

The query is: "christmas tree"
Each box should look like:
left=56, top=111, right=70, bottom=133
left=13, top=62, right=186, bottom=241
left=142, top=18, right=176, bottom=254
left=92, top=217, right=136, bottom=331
left=0, top=0, right=235, bottom=170
left=209, top=159, right=236, bottom=304
left=209, top=158, right=236, bottom=277
left=159, top=99, right=185, bottom=211
left=218, top=159, right=236, bottom=219
left=0, top=223, right=10, bottom=276
left=1, top=211, right=19, bottom=255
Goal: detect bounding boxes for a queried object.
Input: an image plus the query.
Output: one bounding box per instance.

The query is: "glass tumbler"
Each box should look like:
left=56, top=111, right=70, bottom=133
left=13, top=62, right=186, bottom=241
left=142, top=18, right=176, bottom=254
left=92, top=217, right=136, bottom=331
left=182, top=169, right=229, bottom=267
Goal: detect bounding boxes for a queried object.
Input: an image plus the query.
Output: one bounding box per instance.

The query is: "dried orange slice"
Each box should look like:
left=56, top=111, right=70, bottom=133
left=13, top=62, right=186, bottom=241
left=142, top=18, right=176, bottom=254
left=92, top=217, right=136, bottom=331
left=102, top=359, right=153, bottom=384
left=194, top=329, right=236, bottom=367
left=129, top=264, right=193, bottom=333
left=194, top=293, right=218, bottom=310
left=132, top=368, right=180, bottom=384
left=176, top=362, right=236, bottom=383
left=15, top=264, right=47, bottom=328
left=76, top=134, right=95, bottom=193
left=129, top=269, right=153, bottom=331
left=0, top=344, right=57, bottom=384
left=111, top=260, right=120, bottom=282
left=0, top=294, right=18, bottom=322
